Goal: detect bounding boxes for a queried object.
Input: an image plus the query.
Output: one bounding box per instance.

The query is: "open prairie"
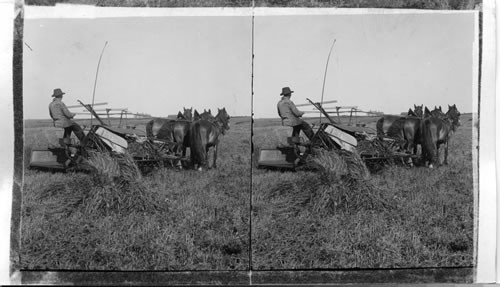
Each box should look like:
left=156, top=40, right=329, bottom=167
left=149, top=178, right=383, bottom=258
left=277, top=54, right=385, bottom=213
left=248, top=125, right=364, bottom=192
left=21, top=117, right=251, bottom=270
left=251, top=114, right=475, bottom=269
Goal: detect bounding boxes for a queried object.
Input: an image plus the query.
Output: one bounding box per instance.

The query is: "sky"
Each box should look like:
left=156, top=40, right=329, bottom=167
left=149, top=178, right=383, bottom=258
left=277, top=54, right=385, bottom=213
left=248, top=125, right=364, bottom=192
left=24, top=8, right=477, bottom=119
left=253, top=12, right=476, bottom=118
left=24, top=13, right=253, bottom=119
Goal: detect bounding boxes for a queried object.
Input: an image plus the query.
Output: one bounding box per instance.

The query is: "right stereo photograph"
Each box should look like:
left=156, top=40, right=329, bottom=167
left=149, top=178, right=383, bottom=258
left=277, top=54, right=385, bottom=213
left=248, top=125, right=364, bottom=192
left=251, top=10, right=477, bottom=283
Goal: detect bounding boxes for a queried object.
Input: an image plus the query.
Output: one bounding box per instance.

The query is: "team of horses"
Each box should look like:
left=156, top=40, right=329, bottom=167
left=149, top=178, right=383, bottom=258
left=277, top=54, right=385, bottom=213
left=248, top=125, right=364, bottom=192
left=146, top=107, right=230, bottom=171
left=145, top=103, right=459, bottom=170
left=376, top=104, right=461, bottom=168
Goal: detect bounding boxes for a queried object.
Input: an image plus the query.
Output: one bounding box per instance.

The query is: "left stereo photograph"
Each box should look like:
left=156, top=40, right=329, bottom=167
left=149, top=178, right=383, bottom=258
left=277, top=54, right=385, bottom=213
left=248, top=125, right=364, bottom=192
left=21, top=11, right=253, bottom=273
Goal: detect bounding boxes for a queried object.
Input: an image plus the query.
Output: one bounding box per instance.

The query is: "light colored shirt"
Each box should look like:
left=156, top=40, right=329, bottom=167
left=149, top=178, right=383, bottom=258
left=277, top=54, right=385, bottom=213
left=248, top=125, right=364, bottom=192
left=49, top=98, right=75, bottom=128
left=277, top=97, right=304, bottom=127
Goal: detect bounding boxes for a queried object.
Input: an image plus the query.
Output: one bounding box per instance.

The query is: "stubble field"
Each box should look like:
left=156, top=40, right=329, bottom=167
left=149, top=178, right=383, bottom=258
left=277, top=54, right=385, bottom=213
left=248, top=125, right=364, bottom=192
left=21, top=117, right=251, bottom=270
left=251, top=114, right=475, bottom=270
left=20, top=113, right=475, bottom=272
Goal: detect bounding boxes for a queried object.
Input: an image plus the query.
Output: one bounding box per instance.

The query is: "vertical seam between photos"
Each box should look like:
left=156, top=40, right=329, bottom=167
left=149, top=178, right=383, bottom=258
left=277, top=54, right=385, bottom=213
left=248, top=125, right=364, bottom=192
left=249, top=0, right=255, bottom=278
left=12, top=2, right=24, bottom=274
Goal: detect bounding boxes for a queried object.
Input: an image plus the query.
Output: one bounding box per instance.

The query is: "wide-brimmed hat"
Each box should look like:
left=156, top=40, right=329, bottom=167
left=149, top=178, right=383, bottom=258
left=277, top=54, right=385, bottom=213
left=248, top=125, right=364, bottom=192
left=280, top=87, right=294, bottom=96
left=52, top=88, right=66, bottom=97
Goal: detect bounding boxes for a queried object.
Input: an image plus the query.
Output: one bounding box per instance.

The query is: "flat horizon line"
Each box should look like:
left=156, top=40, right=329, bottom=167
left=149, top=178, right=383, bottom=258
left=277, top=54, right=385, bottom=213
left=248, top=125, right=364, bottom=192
left=23, top=111, right=475, bottom=122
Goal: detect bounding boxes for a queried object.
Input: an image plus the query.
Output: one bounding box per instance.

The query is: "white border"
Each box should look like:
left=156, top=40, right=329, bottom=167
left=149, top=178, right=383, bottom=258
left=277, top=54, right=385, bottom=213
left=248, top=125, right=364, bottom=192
left=477, top=0, right=497, bottom=283
left=0, top=0, right=15, bottom=285
left=495, top=0, right=500, bottom=282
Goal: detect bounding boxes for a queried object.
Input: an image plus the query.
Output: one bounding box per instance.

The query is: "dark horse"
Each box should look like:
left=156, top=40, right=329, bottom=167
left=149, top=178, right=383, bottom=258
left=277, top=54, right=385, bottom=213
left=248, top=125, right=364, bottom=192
left=407, top=104, right=423, bottom=118
left=376, top=104, right=423, bottom=137
left=421, top=104, right=461, bottom=168
left=424, top=106, right=445, bottom=119
left=387, top=118, right=420, bottom=153
left=177, top=107, right=193, bottom=121
left=378, top=105, right=439, bottom=165
left=145, top=118, right=191, bottom=167
left=189, top=108, right=230, bottom=171
left=376, top=104, right=423, bottom=159
left=407, top=108, right=418, bottom=118
left=200, top=109, right=214, bottom=120
left=193, top=110, right=200, bottom=121
left=193, top=109, right=214, bottom=121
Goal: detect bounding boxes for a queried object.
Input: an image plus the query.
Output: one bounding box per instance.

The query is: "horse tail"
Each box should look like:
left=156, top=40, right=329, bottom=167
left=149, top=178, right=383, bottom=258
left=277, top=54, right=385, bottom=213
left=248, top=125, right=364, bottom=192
left=189, top=121, right=206, bottom=169
left=173, top=121, right=190, bottom=156
left=421, top=118, right=438, bottom=166
left=403, top=118, right=420, bottom=152
left=182, top=121, right=190, bottom=148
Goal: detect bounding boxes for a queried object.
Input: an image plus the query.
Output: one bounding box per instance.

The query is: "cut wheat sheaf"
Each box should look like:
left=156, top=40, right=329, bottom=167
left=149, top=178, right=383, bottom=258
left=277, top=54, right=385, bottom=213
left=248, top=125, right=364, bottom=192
left=41, top=150, right=165, bottom=217
left=268, top=148, right=396, bottom=216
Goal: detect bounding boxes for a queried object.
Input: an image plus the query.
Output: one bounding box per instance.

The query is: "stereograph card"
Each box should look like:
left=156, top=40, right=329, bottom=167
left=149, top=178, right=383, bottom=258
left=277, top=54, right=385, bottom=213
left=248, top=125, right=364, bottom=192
left=0, top=0, right=496, bottom=285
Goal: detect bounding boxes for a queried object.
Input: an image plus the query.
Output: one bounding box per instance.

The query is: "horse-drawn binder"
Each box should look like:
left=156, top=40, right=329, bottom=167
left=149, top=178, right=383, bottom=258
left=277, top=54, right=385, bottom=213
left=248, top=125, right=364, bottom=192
left=257, top=98, right=416, bottom=170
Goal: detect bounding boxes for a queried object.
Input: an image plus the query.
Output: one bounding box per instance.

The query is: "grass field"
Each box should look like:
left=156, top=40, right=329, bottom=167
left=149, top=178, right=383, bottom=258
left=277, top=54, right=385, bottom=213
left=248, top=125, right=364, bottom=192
left=21, top=117, right=251, bottom=270
left=251, top=114, right=475, bottom=269
left=20, top=113, right=475, bottom=271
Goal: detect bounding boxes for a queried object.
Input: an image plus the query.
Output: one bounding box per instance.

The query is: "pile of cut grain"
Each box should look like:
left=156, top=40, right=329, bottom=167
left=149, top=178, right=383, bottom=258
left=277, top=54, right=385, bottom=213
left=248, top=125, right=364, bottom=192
left=39, top=151, right=165, bottom=217
left=267, top=148, right=394, bottom=216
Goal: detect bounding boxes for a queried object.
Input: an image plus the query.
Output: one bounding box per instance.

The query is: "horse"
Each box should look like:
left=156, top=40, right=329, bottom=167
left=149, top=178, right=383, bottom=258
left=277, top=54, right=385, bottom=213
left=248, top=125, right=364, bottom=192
left=377, top=113, right=413, bottom=161
left=423, top=107, right=431, bottom=118
left=376, top=115, right=402, bottom=138
left=200, top=109, right=214, bottom=120
left=145, top=118, right=191, bottom=167
left=398, top=105, right=449, bottom=162
left=146, top=118, right=171, bottom=140
left=194, top=109, right=214, bottom=121
left=421, top=104, right=461, bottom=168
left=193, top=109, right=201, bottom=121
left=385, top=116, right=422, bottom=164
left=424, top=106, right=445, bottom=119
left=407, top=108, right=418, bottom=118
left=176, top=107, right=193, bottom=121
left=377, top=105, right=424, bottom=165
left=177, top=111, right=186, bottom=120
left=376, top=104, right=423, bottom=137
left=405, top=106, right=449, bottom=163
left=413, top=104, right=423, bottom=118
left=407, top=104, right=423, bottom=118
left=410, top=104, right=423, bottom=118
left=189, top=108, right=230, bottom=171
left=379, top=105, right=452, bottom=166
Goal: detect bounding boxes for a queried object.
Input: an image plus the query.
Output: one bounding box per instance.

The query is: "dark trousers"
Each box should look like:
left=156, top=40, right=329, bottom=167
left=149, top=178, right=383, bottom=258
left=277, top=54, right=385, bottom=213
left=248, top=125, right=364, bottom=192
left=292, top=120, right=314, bottom=140
left=64, top=123, right=85, bottom=141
